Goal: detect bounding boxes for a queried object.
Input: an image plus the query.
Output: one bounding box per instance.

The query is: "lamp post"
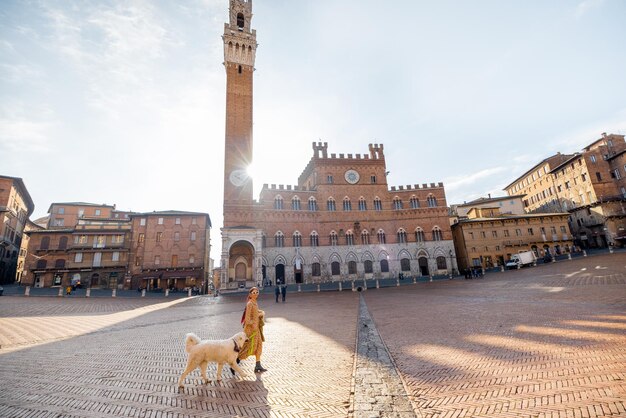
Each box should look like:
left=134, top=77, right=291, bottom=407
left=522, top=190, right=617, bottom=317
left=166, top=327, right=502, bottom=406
left=448, top=249, right=453, bottom=279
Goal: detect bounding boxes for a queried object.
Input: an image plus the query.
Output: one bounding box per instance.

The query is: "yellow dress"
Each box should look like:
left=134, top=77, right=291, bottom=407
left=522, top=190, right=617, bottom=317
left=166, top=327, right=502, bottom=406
left=239, top=300, right=265, bottom=360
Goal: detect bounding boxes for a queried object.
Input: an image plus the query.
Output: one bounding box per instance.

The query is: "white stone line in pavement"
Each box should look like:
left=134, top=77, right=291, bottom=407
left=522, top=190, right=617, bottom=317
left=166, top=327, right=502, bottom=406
left=352, top=294, right=419, bottom=418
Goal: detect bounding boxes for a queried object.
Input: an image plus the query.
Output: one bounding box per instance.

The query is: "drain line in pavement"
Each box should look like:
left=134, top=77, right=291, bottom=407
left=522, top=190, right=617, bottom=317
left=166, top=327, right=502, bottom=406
left=349, top=293, right=420, bottom=417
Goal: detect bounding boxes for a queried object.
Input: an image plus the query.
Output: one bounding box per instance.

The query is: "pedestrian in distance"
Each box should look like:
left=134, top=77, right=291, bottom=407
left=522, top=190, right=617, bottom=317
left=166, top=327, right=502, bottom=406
left=281, top=284, right=286, bottom=302
left=274, top=285, right=280, bottom=303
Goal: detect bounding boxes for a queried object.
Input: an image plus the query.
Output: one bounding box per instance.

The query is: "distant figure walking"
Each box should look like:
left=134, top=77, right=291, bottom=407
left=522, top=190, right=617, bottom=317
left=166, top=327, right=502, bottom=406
left=274, top=285, right=280, bottom=303
left=281, top=285, right=286, bottom=302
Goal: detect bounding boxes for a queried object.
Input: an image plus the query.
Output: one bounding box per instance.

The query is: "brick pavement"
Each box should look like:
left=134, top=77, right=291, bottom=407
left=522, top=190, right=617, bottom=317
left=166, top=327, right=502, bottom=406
left=0, top=253, right=624, bottom=417
left=365, top=253, right=626, bottom=417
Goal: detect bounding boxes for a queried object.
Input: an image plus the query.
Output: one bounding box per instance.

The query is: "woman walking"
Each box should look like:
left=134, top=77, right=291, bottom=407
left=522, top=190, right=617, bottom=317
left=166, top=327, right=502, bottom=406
left=237, top=287, right=267, bottom=373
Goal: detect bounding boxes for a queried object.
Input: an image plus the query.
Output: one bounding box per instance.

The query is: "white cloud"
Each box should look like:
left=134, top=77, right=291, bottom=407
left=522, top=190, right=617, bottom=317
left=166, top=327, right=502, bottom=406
left=0, top=117, right=53, bottom=153
left=551, top=110, right=626, bottom=152
left=575, top=0, right=605, bottom=18
left=444, top=167, right=507, bottom=192
left=0, top=63, right=43, bottom=83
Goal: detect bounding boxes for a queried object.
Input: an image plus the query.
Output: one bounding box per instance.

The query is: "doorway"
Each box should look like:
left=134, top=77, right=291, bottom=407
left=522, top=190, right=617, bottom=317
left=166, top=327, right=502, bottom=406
left=418, top=257, right=429, bottom=276
left=294, top=265, right=302, bottom=283
left=275, top=264, right=285, bottom=285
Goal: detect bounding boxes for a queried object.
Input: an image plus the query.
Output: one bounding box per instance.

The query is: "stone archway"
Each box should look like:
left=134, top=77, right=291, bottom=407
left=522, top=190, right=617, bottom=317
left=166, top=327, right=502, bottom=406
left=229, top=240, right=254, bottom=283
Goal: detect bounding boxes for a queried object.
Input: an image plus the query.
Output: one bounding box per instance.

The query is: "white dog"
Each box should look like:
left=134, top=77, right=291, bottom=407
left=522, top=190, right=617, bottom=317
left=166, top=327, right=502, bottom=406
left=178, top=331, right=248, bottom=388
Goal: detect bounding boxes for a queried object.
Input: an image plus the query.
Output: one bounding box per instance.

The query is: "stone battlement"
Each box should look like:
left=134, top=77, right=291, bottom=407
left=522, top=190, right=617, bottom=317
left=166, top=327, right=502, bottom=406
left=312, top=142, right=384, bottom=160
left=262, top=184, right=311, bottom=192
left=389, top=182, right=444, bottom=192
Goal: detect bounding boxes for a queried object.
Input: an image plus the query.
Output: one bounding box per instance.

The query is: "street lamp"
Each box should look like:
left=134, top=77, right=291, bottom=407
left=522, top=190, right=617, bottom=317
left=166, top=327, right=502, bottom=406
left=448, top=249, right=453, bottom=279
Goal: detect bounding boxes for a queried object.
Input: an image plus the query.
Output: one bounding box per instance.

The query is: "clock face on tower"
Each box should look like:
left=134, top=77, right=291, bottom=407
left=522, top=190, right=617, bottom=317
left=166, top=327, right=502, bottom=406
left=229, top=169, right=248, bottom=187
left=344, top=169, right=360, bottom=184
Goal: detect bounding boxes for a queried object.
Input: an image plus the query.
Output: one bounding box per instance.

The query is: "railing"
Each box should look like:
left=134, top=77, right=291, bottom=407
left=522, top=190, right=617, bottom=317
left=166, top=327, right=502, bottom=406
left=69, top=242, right=127, bottom=250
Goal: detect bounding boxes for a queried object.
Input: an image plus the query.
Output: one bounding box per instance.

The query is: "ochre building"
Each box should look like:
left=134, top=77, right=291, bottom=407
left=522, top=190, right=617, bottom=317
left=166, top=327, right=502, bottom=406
left=0, top=175, right=34, bottom=284
left=504, top=133, right=626, bottom=248
left=452, top=205, right=573, bottom=271
left=219, top=0, right=455, bottom=289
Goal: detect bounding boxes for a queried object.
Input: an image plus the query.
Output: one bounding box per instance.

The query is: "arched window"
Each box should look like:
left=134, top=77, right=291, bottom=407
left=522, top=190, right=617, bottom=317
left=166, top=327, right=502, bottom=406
left=327, top=197, right=336, bottom=211
left=274, top=231, right=284, bottom=248
left=427, top=195, right=437, bottom=207
left=410, top=196, right=420, bottom=209
left=380, top=259, right=389, bottom=272
left=364, top=260, right=373, bottom=273
left=58, top=236, right=68, bottom=250
left=432, top=227, right=443, bottom=241
left=343, top=197, right=352, bottom=211
left=291, top=196, right=301, bottom=210
left=40, top=236, right=50, bottom=250
left=345, top=230, right=354, bottom=246
left=329, top=231, right=338, bottom=246
left=436, top=256, right=447, bottom=269
left=373, top=197, right=383, bottom=211
left=310, top=231, right=319, bottom=247
left=262, top=235, right=267, bottom=248
left=312, top=262, right=321, bottom=276
left=36, top=259, right=47, bottom=269
left=393, top=197, right=403, bottom=210
left=415, top=228, right=425, bottom=242
left=331, top=261, right=340, bottom=276
left=348, top=261, right=357, bottom=274
left=55, top=259, right=65, bottom=269
left=358, top=197, right=367, bottom=211
left=400, top=258, right=411, bottom=271
left=274, top=195, right=284, bottom=210
left=308, top=197, right=318, bottom=211
left=361, top=230, right=370, bottom=245
left=236, top=13, right=245, bottom=29
left=292, top=231, right=302, bottom=247
left=377, top=229, right=386, bottom=244
left=397, top=228, right=407, bottom=244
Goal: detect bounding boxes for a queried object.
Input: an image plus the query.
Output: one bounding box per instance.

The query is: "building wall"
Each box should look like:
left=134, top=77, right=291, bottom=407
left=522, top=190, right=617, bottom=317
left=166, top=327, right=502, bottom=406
left=24, top=222, right=131, bottom=289
left=48, top=203, right=115, bottom=229
left=504, top=154, right=572, bottom=213
left=455, top=196, right=526, bottom=218
left=452, top=213, right=573, bottom=271
left=0, top=176, right=34, bottom=284
left=129, top=213, right=210, bottom=290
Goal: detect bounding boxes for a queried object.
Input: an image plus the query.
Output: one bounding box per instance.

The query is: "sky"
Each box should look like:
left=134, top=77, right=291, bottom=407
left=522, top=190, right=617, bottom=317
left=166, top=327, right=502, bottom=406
left=1, top=0, right=626, bottom=261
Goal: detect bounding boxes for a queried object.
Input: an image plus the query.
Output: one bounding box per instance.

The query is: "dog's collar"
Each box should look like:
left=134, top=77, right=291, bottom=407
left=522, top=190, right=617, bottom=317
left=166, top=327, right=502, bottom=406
left=233, top=339, right=240, bottom=352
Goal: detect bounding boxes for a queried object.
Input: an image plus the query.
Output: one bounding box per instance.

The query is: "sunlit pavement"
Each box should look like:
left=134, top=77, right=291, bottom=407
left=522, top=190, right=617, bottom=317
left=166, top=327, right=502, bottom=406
left=0, top=253, right=624, bottom=417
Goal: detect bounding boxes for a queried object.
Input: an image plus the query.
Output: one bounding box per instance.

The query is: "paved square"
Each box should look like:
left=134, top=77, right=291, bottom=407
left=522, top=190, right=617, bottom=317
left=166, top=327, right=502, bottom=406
left=0, top=253, right=625, bottom=417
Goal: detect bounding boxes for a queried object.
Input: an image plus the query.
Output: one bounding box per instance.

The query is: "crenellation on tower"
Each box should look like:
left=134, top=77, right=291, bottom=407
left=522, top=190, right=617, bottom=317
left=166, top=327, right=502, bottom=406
left=368, top=143, right=385, bottom=160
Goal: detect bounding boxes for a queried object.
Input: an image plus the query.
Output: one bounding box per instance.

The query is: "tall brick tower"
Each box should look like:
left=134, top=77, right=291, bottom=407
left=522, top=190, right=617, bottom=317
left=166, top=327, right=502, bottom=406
left=222, top=0, right=256, bottom=215
left=220, top=0, right=263, bottom=289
